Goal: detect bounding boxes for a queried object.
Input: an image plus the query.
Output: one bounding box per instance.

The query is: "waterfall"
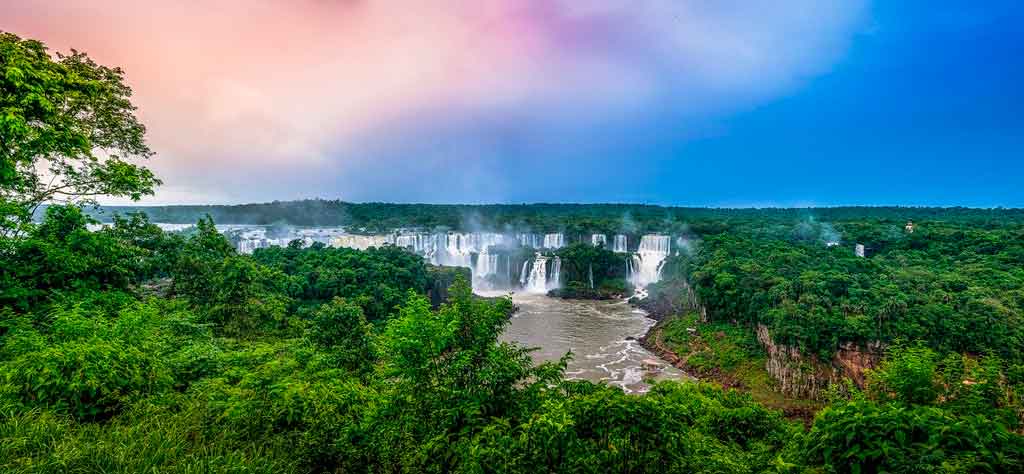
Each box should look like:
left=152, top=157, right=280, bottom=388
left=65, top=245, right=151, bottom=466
left=543, top=233, right=564, bottom=249
left=630, top=235, right=671, bottom=288
left=521, top=253, right=561, bottom=293
left=518, top=233, right=541, bottom=248
left=525, top=254, right=550, bottom=293
left=588, top=263, right=594, bottom=289
left=329, top=230, right=667, bottom=293
left=613, top=234, right=628, bottom=253
left=473, top=249, right=500, bottom=289
left=425, top=232, right=507, bottom=268
left=331, top=234, right=394, bottom=250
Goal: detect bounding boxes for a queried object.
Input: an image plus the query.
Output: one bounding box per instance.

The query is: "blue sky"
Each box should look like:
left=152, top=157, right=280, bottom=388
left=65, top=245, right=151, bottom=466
left=9, top=0, right=1022, bottom=206
left=653, top=1, right=1024, bottom=207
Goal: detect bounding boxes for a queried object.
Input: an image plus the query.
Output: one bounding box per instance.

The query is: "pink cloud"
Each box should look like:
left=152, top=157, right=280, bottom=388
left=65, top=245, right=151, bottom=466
left=4, top=0, right=867, bottom=203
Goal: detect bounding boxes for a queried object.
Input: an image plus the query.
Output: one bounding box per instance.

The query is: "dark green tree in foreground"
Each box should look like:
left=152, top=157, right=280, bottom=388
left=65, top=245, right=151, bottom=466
left=0, top=32, right=158, bottom=237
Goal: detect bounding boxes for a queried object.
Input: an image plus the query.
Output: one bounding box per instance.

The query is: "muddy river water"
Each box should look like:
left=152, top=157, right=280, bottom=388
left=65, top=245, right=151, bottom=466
left=479, top=291, right=686, bottom=393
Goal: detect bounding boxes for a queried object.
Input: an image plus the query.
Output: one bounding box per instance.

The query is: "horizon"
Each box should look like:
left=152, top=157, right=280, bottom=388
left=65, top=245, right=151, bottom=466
left=92, top=199, right=1024, bottom=211
left=6, top=1, right=1024, bottom=207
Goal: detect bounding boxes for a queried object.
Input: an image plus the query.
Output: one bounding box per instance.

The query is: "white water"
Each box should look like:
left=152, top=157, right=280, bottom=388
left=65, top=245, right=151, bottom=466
left=331, top=234, right=394, bottom=251
left=613, top=234, right=628, bottom=253
left=543, top=233, right=565, bottom=249
left=630, top=235, right=671, bottom=289
left=551, top=256, right=561, bottom=289
left=327, top=230, right=672, bottom=292
left=522, top=254, right=561, bottom=293
left=473, top=249, right=500, bottom=289
left=524, top=254, right=550, bottom=293
left=517, top=233, right=541, bottom=248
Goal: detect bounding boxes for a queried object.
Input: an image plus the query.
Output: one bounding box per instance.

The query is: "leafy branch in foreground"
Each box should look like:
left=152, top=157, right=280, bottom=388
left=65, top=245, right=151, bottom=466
left=1, top=31, right=158, bottom=237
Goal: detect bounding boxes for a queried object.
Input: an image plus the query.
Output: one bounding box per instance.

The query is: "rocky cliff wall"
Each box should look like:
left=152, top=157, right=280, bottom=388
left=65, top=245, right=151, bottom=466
left=756, top=324, right=884, bottom=399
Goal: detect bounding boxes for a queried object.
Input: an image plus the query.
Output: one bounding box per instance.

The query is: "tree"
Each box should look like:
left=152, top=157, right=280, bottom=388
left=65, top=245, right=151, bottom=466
left=1, top=32, right=158, bottom=237
left=866, top=344, right=940, bottom=405
left=310, top=297, right=373, bottom=372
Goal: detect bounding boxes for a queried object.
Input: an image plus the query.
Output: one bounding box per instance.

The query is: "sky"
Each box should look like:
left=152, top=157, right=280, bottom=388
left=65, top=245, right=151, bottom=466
left=5, top=0, right=1023, bottom=206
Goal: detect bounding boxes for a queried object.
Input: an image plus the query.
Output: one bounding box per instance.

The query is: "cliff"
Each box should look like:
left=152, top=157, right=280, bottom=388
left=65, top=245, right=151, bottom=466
left=638, top=276, right=882, bottom=401
left=426, top=265, right=472, bottom=308
left=756, top=324, right=884, bottom=399
left=636, top=278, right=707, bottom=322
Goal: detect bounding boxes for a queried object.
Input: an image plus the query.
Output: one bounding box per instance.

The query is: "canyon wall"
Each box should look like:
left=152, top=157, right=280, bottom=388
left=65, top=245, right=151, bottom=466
left=756, top=324, right=884, bottom=399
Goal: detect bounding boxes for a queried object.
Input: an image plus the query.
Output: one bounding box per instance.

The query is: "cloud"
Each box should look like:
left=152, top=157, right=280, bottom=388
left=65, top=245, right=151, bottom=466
left=5, top=0, right=868, bottom=203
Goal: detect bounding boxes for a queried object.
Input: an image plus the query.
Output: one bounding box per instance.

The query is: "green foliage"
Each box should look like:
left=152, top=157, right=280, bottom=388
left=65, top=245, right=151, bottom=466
left=863, top=345, right=1024, bottom=428
left=867, top=344, right=941, bottom=405
left=805, top=400, right=1024, bottom=473
left=554, top=242, right=631, bottom=294
left=252, top=242, right=430, bottom=322
left=0, top=205, right=157, bottom=311
left=309, top=297, right=373, bottom=372
left=678, top=224, right=1024, bottom=363
left=1, top=32, right=158, bottom=236
left=201, top=255, right=291, bottom=338
left=0, top=299, right=203, bottom=420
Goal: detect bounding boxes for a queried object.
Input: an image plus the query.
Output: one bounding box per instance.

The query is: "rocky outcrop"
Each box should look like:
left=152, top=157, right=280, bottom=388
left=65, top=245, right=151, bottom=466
left=637, top=274, right=883, bottom=401
left=426, top=265, right=472, bottom=308
left=637, top=279, right=707, bottom=322
left=834, top=340, right=885, bottom=388
left=756, top=324, right=884, bottom=399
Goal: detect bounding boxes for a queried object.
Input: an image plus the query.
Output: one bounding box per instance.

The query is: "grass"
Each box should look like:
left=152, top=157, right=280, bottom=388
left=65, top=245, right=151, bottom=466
left=652, top=313, right=823, bottom=418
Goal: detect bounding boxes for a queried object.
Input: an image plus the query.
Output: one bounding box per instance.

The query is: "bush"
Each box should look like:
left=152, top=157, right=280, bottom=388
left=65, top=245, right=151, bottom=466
left=805, top=400, right=1024, bottom=473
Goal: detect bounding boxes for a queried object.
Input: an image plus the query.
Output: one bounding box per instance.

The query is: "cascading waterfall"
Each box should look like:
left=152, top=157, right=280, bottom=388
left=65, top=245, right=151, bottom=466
left=525, top=254, right=550, bottom=293
left=522, top=254, right=561, bottom=293
left=543, top=233, right=565, bottom=249
left=630, top=235, right=671, bottom=288
left=517, top=233, right=541, bottom=249
left=418, top=232, right=504, bottom=268
left=330, top=230, right=678, bottom=294
left=473, top=249, right=500, bottom=289
left=613, top=234, right=628, bottom=253
left=331, top=234, right=395, bottom=250
left=550, top=256, right=561, bottom=289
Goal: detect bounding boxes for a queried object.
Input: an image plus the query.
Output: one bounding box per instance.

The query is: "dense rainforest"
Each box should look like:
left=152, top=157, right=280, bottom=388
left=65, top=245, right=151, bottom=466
left=89, top=199, right=1024, bottom=234
left=3, top=31, right=1024, bottom=473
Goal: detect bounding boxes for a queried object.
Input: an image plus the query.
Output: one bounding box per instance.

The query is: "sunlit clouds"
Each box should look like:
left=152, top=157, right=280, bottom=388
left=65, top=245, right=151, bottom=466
left=5, top=0, right=869, bottom=203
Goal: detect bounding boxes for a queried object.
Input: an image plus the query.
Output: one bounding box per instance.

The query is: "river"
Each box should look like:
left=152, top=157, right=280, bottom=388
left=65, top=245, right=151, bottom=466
left=479, top=291, right=686, bottom=393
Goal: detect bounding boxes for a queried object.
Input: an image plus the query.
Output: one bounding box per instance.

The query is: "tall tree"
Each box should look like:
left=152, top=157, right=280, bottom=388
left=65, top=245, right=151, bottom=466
left=0, top=32, right=158, bottom=237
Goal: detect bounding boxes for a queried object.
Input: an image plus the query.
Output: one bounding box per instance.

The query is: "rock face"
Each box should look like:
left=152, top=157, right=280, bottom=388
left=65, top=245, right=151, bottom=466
left=426, top=265, right=472, bottom=308
left=756, top=324, right=884, bottom=399
left=638, top=277, right=884, bottom=400
left=637, top=279, right=707, bottom=322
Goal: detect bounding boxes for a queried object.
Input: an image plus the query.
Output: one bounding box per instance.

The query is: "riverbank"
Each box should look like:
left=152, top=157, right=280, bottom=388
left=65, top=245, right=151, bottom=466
left=639, top=312, right=822, bottom=423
